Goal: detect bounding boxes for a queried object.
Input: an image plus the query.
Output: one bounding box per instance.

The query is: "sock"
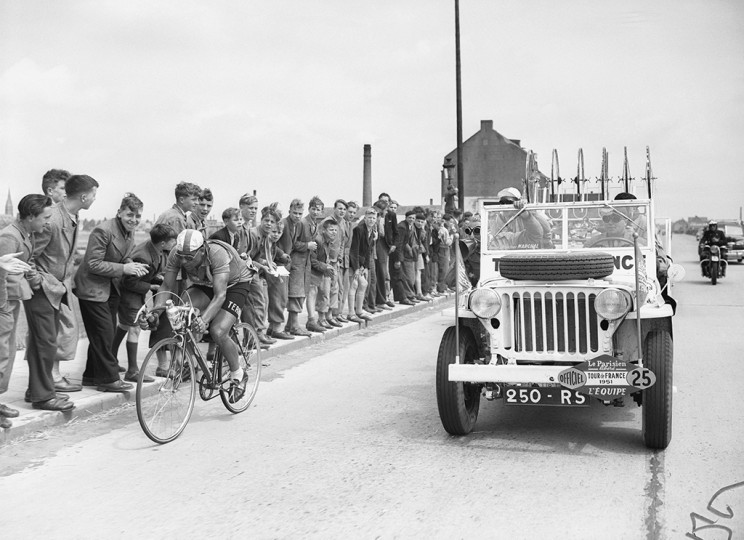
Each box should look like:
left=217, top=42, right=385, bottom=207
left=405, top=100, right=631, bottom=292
left=112, top=326, right=127, bottom=356
left=230, top=367, right=244, bottom=382
left=52, top=361, right=62, bottom=383
left=126, top=341, right=138, bottom=373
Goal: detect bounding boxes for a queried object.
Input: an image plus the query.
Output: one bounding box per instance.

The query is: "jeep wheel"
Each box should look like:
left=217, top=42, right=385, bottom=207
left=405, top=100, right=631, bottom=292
left=499, top=252, right=615, bottom=281
left=642, top=330, right=673, bottom=449
left=436, top=326, right=481, bottom=435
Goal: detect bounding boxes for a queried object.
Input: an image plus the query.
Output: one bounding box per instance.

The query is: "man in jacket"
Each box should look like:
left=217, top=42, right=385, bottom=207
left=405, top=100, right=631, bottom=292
left=74, top=193, right=149, bottom=393
left=27, top=175, right=99, bottom=410
left=347, top=207, right=378, bottom=322
left=0, top=195, right=50, bottom=423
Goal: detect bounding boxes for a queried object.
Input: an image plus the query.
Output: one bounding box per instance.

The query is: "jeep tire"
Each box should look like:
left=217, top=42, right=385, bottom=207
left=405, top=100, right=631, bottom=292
left=436, top=326, right=481, bottom=435
left=499, top=252, right=615, bottom=281
left=642, top=330, right=673, bottom=449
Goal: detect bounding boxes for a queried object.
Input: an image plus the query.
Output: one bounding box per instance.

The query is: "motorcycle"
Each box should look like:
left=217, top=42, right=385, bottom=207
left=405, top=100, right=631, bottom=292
left=700, top=244, right=727, bottom=285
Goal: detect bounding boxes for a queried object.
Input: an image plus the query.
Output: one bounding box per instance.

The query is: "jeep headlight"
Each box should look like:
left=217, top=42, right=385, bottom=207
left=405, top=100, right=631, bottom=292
left=469, top=288, right=501, bottom=318
left=594, top=288, right=632, bottom=320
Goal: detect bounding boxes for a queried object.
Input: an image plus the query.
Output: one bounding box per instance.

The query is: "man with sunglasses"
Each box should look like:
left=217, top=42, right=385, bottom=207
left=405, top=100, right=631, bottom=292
left=486, top=188, right=545, bottom=250
left=152, top=230, right=255, bottom=386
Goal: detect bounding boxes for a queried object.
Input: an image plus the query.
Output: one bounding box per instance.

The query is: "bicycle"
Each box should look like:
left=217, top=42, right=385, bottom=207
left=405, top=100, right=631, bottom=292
left=134, top=292, right=262, bottom=444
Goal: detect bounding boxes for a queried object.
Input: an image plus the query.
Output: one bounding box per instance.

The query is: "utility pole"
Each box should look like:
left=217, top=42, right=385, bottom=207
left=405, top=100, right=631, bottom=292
left=455, top=0, right=464, bottom=212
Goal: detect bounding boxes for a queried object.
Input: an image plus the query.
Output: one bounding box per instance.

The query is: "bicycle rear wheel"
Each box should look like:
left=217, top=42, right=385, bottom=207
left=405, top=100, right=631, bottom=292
left=220, top=323, right=262, bottom=413
left=136, top=338, right=196, bottom=444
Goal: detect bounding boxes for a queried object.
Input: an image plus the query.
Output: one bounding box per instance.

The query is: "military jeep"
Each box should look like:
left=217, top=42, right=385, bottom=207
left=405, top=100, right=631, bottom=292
left=436, top=153, right=680, bottom=450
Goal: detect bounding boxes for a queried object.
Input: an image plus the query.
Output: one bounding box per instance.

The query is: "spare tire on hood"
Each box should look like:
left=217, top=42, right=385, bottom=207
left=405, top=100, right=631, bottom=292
left=498, top=251, right=615, bottom=281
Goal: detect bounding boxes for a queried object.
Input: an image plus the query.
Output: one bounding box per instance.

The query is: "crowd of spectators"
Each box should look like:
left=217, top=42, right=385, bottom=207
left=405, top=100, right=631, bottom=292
left=0, top=171, right=462, bottom=427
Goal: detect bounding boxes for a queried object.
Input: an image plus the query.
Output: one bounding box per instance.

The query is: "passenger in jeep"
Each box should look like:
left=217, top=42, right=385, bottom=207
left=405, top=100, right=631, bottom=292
left=486, top=188, right=547, bottom=250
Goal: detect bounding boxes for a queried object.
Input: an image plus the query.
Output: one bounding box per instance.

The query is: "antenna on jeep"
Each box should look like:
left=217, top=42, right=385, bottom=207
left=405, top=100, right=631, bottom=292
left=575, top=148, right=585, bottom=201
left=622, top=146, right=633, bottom=193
left=644, top=146, right=655, bottom=199
left=599, top=147, right=609, bottom=200
left=551, top=149, right=562, bottom=202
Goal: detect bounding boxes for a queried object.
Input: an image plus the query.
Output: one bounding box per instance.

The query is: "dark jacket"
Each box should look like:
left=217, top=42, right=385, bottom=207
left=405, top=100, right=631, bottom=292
left=73, top=217, right=136, bottom=302
left=120, top=240, right=166, bottom=308
left=349, top=221, right=376, bottom=271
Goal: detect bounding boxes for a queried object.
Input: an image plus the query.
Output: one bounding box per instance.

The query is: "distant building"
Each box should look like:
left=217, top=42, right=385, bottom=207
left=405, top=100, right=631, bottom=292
left=442, top=120, right=548, bottom=212
left=4, top=189, right=12, bottom=216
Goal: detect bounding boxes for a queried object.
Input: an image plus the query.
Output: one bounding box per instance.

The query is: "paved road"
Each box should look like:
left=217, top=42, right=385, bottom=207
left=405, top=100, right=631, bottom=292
left=0, top=234, right=741, bottom=539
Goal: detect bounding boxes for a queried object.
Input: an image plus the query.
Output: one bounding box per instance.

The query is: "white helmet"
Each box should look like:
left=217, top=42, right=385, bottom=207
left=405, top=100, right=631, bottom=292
left=497, top=187, right=522, bottom=202
left=176, top=229, right=204, bottom=256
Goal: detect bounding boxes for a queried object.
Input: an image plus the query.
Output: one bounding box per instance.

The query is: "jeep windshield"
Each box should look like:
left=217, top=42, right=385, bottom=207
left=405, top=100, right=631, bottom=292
left=483, top=200, right=651, bottom=253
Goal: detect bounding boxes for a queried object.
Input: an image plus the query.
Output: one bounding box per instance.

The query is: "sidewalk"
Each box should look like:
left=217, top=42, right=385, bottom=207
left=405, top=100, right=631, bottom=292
left=0, top=294, right=453, bottom=444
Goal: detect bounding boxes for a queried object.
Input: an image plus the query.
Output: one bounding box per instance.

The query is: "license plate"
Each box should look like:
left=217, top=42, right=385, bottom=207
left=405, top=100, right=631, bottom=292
left=504, top=385, right=589, bottom=406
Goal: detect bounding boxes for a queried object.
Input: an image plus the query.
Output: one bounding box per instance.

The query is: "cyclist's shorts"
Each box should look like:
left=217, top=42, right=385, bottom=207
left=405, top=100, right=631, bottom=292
left=186, top=283, right=251, bottom=320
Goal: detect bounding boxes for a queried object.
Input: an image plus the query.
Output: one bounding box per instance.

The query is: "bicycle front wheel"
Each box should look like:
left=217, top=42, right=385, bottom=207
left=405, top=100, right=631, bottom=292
left=220, top=323, right=262, bottom=413
left=136, top=338, right=196, bottom=444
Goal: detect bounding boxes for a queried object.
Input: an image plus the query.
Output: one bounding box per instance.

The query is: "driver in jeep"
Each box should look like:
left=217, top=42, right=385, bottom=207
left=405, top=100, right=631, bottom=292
left=486, top=187, right=551, bottom=250
left=149, top=229, right=255, bottom=387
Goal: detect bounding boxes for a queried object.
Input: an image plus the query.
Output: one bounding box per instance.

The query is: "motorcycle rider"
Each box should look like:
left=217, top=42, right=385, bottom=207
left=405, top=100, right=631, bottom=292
left=699, top=220, right=728, bottom=276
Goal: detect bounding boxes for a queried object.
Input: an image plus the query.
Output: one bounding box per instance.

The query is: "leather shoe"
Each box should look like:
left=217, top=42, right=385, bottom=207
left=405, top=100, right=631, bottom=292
left=32, top=397, right=75, bottom=411
left=325, top=318, right=343, bottom=328
left=399, top=299, right=415, bottom=306
left=385, top=301, right=395, bottom=308
left=124, top=371, right=155, bottom=383
left=25, top=391, right=69, bottom=403
left=306, top=321, right=327, bottom=333
left=347, top=314, right=364, bottom=323
left=289, top=327, right=313, bottom=337
left=0, top=404, right=19, bottom=418
left=258, top=333, right=277, bottom=345
left=96, top=380, right=133, bottom=393
left=319, top=319, right=333, bottom=329
left=356, top=312, right=373, bottom=321
left=271, top=330, right=295, bottom=340
left=54, top=376, right=83, bottom=392
left=336, top=314, right=349, bottom=323
left=378, top=304, right=392, bottom=311
left=0, top=417, right=11, bottom=429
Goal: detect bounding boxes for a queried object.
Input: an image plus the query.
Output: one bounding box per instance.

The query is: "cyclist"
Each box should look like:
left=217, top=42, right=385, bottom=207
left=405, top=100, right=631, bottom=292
left=149, top=229, right=255, bottom=387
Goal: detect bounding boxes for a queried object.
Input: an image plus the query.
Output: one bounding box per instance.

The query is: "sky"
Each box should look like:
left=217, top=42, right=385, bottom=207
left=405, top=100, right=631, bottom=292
left=1, top=0, right=743, bottom=221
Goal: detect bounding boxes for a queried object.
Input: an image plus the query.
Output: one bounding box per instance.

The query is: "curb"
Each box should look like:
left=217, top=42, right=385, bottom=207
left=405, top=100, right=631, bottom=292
left=0, top=294, right=452, bottom=445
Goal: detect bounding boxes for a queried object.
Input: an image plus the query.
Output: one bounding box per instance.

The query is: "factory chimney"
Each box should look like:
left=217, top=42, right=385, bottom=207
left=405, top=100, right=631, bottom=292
left=362, top=144, right=372, bottom=207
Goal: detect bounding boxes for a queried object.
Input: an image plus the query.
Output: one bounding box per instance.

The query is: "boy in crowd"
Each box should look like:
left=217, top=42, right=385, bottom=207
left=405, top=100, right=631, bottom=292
left=281, top=199, right=313, bottom=337
left=41, top=168, right=81, bottom=392
left=113, top=223, right=177, bottom=382
left=193, top=188, right=214, bottom=236
left=326, top=200, right=349, bottom=325
left=257, top=207, right=293, bottom=340
left=27, top=175, right=99, bottom=411
left=210, top=208, right=246, bottom=250
left=0, top=195, right=50, bottom=425
left=156, top=181, right=201, bottom=236
left=239, top=193, right=260, bottom=229
left=392, top=210, right=419, bottom=306
left=74, top=193, right=149, bottom=393
left=303, top=197, right=325, bottom=332
left=308, top=218, right=339, bottom=332
left=348, top=207, right=378, bottom=323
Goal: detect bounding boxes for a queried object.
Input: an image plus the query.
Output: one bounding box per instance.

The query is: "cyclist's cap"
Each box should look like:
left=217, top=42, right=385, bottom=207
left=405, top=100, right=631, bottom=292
left=176, top=229, right=204, bottom=256
left=496, top=187, right=521, bottom=204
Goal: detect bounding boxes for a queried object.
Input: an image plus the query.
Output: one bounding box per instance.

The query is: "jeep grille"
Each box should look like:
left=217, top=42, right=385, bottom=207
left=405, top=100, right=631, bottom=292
left=511, top=291, right=599, bottom=354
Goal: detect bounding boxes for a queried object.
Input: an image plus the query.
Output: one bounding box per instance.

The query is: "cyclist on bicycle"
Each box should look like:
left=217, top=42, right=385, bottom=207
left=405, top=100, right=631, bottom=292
left=151, top=229, right=256, bottom=385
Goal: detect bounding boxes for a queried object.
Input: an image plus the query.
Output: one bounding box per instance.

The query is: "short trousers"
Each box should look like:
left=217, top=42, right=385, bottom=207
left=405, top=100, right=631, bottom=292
left=186, top=282, right=251, bottom=320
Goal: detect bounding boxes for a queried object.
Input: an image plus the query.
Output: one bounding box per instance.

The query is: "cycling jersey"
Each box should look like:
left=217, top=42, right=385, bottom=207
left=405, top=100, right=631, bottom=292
left=165, top=240, right=253, bottom=288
